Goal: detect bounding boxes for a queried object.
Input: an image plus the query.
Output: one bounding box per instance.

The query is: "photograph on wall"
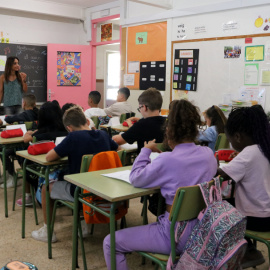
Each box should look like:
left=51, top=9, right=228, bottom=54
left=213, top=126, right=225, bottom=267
left=173, top=49, right=199, bottom=91
left=224, top=46, right=241, bottom=58
left=140, top=61, right=166, bottom=90
left=101, top=23, right=112, bottom=42
left=57, top=51, right=81, bottom=86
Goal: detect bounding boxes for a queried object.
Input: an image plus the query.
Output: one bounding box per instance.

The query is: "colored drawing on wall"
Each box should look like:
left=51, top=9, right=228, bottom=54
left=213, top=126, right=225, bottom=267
left=254, top=16, right=270, bottom=31
left=136, top=32, right=148, bottom=44
left=101, top=23, right=112, bottom=42
left=173, top=49, right=199, bottom=91
left=57, top=52, right=81, bottom=86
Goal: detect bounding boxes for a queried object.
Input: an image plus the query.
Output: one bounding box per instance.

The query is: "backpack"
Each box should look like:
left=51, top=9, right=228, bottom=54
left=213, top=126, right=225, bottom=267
left=1, top=261, right=38, bottom=270
left=168, top=177, right=247, bottom=270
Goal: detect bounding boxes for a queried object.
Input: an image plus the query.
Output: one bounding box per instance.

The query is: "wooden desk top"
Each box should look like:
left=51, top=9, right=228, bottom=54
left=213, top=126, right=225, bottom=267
left=64, top=166, right=159, bottom=202
left=16, top=150, right=68, bottom=166
left=0, top=136, right=24, bottom=145
left=99, top=124, right=129, bottom=132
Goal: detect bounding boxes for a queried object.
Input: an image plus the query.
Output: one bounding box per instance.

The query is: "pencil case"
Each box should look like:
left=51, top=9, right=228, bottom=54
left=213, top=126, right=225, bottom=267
left=0, top=129, right=23, bottom=138
left=123, top=120, right=136, bottom=127
left=216, top=149, right=235, bottom=162
left=28, top=141, right=56, bottom=155
left=3, top=260, right=38, bottom=270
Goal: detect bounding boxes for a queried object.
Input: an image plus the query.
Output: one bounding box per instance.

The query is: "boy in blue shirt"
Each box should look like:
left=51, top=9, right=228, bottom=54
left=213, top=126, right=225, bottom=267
left=31, top=105, right=118, bottom=243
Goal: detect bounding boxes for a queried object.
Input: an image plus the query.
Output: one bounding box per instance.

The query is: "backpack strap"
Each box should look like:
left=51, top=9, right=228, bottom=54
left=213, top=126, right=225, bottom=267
left=199, top=177, right=222, bottom=207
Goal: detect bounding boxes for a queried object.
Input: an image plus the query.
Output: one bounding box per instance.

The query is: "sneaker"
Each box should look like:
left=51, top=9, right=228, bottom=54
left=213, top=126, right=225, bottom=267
left=16, top=196, right=33, bottom=207
left=31, top=225, right=57, bottom=243
left=78, top=219, right=91, bottom=238
left=241, top=246, right=265, bottom=269
left=0, top=177, right=14, bottom=189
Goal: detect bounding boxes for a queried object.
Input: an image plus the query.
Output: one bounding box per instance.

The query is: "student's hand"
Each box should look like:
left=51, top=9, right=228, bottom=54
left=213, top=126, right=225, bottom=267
left=229, top=151, right=238, bottom=159
left=91, top=126, right=96, bottom=130
left=126, top=118, right=134, bottom=127
left=20, top=72, right=27, bottom=82
left=0, top=119, right=3, bottom=126
left=144, top=139, right=162, bottom=153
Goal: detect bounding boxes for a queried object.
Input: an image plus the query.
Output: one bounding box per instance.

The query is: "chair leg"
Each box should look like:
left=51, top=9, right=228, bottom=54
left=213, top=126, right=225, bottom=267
left=12, top=172, right=18, bottom=211
left=51, top=200, right=59, bottom=234
left=30, top=185, right=38, bottom=225
left=78, top=218, right=87, bottom=270
left=90, top=224, right=94, bottom=235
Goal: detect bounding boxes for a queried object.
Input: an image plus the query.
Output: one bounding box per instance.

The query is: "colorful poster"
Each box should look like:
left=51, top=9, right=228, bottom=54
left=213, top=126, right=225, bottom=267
left=101, top=23, right=112, bottom=42
left=245, top=45, right=264, bottom=61
left=57, top=52, right=81, bottom=86
left=136, top=32, right=148, bottom=44
left=172, top=49, right=199, bottom=91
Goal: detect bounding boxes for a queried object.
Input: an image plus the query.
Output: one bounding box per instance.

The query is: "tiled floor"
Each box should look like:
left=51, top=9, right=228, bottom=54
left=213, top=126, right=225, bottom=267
left=0, top=184, right=268, bottom=269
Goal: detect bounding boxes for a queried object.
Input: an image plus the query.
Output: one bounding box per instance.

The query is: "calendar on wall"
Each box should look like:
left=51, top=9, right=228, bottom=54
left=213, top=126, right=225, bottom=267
left=173, top=49, right=199, bottom=91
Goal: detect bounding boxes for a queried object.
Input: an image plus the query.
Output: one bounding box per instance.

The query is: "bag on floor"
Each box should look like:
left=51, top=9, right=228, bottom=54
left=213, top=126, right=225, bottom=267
left=1, top=261, right=38, bottom=270
left=167, top=177, right=247, bottom=270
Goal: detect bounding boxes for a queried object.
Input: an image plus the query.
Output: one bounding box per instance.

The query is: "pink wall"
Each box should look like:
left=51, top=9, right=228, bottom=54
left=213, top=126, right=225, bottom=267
left=47, top=43, right=91, bottom=110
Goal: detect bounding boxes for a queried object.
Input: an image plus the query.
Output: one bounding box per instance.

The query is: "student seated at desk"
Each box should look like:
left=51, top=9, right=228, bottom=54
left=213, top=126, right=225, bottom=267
left=0, top=94, right=39, bottom=189
left=31, top=105, right=118, bottom=243
left=84, top=90, right=106, bottom=118
left=103, top=99, right=217, bottom=270
left=0, top=94, right=39, bottom=125
left=113, top=88, right=165, bottom=154
left=197, top=105, right=227, bottom=153
left=15, top=102, right=67, bottom=205
left=217, top=105, right=270, bottom=269
left=104, top=87, right=132, bottom=117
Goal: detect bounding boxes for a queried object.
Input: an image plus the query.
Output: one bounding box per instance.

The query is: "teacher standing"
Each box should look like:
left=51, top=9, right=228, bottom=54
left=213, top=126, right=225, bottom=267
left=0, top=56, right=28, bottom=114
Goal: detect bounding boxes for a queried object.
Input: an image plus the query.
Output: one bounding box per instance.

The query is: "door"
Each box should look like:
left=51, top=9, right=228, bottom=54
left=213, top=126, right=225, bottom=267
left=47, top=44, right=91, bottom=110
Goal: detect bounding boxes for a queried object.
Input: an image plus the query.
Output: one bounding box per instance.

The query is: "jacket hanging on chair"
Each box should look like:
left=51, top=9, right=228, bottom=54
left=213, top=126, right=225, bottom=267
left=83, top=151, right=128, bottom=224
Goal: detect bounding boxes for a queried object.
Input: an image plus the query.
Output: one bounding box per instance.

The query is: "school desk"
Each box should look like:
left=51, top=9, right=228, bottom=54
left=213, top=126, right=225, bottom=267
left=64, top=166, right=159, bottom=270
left=16, top=150, right=68, bottom=259
left=0, top=136, right=25, bottom=217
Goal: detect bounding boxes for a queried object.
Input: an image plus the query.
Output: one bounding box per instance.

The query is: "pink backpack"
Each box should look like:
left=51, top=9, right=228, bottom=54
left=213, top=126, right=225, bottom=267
left=167, top=177, right=247, bottom=270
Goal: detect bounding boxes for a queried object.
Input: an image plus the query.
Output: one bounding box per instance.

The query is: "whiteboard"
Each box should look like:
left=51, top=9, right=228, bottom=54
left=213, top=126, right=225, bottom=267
left=171, top=34, right=270, bottom=113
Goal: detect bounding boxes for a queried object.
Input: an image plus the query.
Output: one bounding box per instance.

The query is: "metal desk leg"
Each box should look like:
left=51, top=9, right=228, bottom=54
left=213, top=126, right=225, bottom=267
left=72, top=187, right=80, bottom=270
left=45, top=166, right=52, bottom=259
left=2, top=146, right=8, bottom=217
left=110, top=203, right=117, bottom=270
left=22, top=158, right=27, bottom=238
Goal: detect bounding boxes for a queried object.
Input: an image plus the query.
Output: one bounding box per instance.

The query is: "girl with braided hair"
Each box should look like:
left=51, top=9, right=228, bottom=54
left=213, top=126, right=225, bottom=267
left=197, top=105, right=227, bottom=152
left=218, top=105, right=270, bottom=269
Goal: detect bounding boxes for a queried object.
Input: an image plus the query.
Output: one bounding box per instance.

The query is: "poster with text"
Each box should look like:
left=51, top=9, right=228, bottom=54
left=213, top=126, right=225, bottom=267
left=173, top=49, right=199, bottom=91
left=57, top=52, right=81, bottom=86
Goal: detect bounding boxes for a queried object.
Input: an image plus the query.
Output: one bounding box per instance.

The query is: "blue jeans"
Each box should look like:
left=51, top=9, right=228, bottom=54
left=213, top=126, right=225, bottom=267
left=4, top=105, right=22, bottom=115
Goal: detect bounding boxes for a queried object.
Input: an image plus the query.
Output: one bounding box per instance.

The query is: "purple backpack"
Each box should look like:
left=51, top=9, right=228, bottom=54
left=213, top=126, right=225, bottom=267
left=167, top=177, right=247, bottom=270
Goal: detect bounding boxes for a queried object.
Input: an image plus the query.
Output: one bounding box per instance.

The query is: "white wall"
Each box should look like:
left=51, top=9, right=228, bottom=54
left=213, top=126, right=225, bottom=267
left=0, top=9, right=87, bottom=45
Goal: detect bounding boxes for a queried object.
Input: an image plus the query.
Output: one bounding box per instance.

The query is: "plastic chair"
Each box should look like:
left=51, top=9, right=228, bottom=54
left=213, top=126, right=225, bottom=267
left=214, top=133, right=230, bottom=151
left=90, top=116, right=100, bottom=129
left=156, top=143, right=167, bottom=152
left=51, top=150, right=127, bottom=269
left=137, top=182, right=212, bottom=270
left=119, top=112, right=135, bottom=124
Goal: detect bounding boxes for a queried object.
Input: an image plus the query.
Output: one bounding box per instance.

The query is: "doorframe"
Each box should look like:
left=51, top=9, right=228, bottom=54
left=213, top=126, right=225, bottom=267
left=90, top=14, right=121, bottom=107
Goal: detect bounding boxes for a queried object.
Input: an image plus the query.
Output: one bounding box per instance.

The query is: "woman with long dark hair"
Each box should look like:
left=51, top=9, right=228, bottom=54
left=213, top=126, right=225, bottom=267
left=0, top=56, right=28, bottom=114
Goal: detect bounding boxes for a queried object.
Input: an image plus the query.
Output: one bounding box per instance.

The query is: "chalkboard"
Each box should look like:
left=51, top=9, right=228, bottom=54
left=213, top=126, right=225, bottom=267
left=0, top=43, right=47, bottom=103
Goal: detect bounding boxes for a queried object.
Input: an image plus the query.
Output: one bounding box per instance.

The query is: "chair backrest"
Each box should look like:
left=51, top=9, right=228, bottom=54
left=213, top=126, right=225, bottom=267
left=156, top=143, right=167, bottom=152
left=168, top=180, right=214, bottom=261
left=214, top=133, right=230, bottom=151
left=120, top=112, right=135, bottom=123
left=90, top=116, right=100, bottom=129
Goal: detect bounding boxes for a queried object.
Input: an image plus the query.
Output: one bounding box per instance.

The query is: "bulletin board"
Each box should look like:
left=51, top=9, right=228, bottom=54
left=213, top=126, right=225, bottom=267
left=126, top=21, right=167, bottom=90
left=171, top=33, right=270, bottom=113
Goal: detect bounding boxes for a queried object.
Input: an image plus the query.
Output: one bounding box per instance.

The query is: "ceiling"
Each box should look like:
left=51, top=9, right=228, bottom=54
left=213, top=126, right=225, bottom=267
left=42, top=0, right=116, bottom=8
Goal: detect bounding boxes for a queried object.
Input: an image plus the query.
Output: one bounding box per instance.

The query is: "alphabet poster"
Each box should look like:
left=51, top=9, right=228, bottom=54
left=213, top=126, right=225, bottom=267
left=173, top=49, right=199, bottom=91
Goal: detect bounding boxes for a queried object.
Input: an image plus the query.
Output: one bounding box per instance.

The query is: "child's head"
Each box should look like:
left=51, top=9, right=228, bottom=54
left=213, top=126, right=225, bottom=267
left=117, top=87, right=130, bottom=102
left=204, top=105, right=227, bottom=134
left=38, top=101, right=65, bottom=132
left=225, top=105, right=270, bottom=162
left=22, top=94, right=36, bottom=109
left=62, top=103, right=75, bottom=114
left=137, top=88, right=163, bottom=116
left=166, top=99, right=201, bottom=147
left=88, top=91, right=101, bottom=107
left=63, top=105, right=89, bottom=132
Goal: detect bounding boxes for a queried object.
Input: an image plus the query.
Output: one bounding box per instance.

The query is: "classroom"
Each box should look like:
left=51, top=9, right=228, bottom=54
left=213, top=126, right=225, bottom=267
left=0, top=0, right=270, bottom=269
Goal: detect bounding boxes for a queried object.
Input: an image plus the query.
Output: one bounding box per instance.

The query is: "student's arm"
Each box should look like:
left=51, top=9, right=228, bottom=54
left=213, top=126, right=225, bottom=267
left=0, top=75, right=4, bottom=103
left=23, top=130, right=36, bottom=143
left=216, top=168, right=231, bottom=180
left=112, top=134, right=127, bottom=145
left=104, top=104, right=115, bottom=116
left=20, top=72, right=28, bottom=93
left=197, top=126, right=216, bottom=142
left=5, top=111, right=27, bottom=124
left=46, top=149, right=60, bottom=162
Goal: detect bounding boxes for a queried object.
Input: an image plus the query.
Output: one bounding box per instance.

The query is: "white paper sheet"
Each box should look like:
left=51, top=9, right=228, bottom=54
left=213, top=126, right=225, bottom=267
left=120, top=143, right=138, bottom=150
left=128, top=61, right=140, bottom=73
left=124, top=74, right=135, bottom=86
left=102, top=170, right=131, bottom=184
left=108, top=117, right=120, bottom=126
left=55, top=136, right=66, bottom=146
left=6, top=124, right=27, bottom=135
left=0, top=115, right=6, bottom=125
left=149, top=152, right=160, bottom=162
